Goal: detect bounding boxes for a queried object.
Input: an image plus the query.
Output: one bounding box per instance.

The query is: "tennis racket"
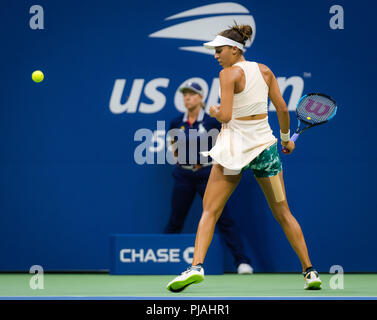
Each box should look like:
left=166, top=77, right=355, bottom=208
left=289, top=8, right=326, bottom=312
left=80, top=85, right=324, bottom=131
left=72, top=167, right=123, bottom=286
left=282, top=93, right=337, bottom=153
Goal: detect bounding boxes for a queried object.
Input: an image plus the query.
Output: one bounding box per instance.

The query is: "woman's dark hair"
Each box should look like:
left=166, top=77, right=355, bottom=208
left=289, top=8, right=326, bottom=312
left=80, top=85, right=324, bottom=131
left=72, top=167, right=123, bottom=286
left=219, top=22, right=253, bottom=46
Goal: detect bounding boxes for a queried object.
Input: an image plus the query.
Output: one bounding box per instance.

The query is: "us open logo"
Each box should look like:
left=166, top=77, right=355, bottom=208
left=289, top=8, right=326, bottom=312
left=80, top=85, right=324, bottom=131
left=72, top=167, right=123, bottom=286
left=149, top=2, right=256, bottom=55
left=109, top=2, right=304, bottom=115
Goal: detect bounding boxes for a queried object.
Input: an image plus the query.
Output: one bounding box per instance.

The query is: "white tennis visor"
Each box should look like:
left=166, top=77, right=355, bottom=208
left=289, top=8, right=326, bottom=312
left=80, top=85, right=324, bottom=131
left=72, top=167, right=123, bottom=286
left=203, top=35, right=245, bottom=52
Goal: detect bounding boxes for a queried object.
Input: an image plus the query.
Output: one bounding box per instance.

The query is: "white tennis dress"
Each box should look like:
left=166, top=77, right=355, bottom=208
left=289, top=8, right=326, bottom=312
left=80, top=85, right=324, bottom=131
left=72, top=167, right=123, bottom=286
left=202, top=61, right=277, bottom=171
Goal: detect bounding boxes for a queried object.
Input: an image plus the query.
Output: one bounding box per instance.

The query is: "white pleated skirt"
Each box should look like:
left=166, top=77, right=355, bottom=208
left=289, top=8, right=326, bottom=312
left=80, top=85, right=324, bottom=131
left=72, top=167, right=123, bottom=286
left=201, top=117, right=277, bottom=171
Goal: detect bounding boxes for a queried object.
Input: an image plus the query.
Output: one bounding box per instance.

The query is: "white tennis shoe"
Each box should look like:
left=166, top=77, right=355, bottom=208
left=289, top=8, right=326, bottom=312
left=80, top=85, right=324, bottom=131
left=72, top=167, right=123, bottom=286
left=237, top=263, right=254, bottom=274
left=166, top=265, right=204, bottom=292
left=304, top=269, right=322, bottom=290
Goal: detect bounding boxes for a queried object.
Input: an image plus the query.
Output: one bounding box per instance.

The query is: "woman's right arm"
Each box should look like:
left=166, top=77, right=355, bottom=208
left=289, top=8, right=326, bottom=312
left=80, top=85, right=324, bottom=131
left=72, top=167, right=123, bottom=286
left=259, top=64, right=295, bottom=153
left=209, top=67, right=240, bottom=123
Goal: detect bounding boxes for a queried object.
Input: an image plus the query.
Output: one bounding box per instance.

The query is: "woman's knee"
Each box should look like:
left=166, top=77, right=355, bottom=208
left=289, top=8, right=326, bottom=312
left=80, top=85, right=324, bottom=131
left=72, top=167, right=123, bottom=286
left=271, top=206, right=291, bottom=225
left=201, top=207, right=222, bottom=223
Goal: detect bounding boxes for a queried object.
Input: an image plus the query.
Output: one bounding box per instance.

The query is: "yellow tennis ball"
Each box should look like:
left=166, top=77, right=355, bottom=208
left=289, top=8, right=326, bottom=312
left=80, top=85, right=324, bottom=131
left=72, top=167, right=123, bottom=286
left=32, top=70, right=44, bottom=83
left=307, top=116, right=311, bottom=120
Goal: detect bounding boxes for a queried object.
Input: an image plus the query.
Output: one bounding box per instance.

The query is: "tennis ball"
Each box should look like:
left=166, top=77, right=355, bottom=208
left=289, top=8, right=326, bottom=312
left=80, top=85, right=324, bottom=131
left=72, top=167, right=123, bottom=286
left=32, top=70, right=44, bottom=83
left=307, top=116, right=311, bottom=120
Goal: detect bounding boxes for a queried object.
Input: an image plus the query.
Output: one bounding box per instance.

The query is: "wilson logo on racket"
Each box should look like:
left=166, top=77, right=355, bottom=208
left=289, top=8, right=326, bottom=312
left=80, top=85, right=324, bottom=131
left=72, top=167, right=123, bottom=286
left=149, top=2, right=255, bottom=55
left=305, top=99, right=331, bottom=117
left=282, top=93, right=338, bottom=154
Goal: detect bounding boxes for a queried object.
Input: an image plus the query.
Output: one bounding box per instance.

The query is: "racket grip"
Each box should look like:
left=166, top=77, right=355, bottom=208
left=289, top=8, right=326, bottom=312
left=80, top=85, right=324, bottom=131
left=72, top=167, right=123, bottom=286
left=290, top=133, right=299, bottom=142
left=282, top=133, right=299, bottom=153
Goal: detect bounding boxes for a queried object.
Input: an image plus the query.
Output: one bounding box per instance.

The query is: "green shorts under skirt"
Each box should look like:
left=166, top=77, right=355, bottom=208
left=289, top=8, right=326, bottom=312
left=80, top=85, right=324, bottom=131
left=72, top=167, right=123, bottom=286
left=241, top=143, right=282, bottom=178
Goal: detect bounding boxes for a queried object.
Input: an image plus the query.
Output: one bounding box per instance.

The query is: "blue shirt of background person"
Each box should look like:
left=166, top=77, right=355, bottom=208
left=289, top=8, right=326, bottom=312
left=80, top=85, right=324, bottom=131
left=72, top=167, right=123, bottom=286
left=168, top=103, right=221, bottom=166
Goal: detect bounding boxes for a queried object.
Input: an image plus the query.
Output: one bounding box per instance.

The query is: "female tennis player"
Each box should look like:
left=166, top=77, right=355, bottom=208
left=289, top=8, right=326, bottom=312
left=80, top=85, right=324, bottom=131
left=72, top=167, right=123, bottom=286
left=166, top=23, right=322, bottom=292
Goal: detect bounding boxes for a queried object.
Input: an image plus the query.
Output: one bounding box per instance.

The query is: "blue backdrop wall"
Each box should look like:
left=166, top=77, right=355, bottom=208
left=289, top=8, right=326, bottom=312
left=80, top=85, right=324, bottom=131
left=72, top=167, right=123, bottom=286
left=1, top=0, right=376, bottom=272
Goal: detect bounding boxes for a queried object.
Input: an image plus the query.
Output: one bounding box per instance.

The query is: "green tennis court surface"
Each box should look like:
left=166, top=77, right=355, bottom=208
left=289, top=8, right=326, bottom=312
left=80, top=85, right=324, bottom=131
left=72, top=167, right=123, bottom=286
left=1, top=273, right=376, bottom=298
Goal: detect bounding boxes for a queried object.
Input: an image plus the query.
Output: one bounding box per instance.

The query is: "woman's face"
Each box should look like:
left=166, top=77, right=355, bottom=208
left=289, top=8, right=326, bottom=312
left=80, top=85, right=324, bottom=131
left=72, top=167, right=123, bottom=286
left=182, top=90, right=202, bottom=111
left=214, top=46, right=239, bottom=68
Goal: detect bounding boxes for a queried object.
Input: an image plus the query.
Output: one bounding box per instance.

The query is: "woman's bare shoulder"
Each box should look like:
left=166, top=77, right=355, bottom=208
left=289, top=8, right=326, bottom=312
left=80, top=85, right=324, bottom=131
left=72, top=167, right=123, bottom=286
left=257, top=63, right=272, bottom=75
left=220, top=65, right=244, bottom=81
left=257, top=63, right=273, bottom=86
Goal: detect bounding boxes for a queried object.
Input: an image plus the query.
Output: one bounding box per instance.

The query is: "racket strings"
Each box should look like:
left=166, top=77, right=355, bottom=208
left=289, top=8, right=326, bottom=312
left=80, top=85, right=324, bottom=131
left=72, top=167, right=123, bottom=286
left=296, top=95, right=337, bottom=124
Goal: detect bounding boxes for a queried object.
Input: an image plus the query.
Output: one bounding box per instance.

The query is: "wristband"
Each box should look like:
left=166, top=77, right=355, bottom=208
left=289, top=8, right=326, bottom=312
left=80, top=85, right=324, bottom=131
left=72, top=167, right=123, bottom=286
left=280, top=130, right=290, bottom=142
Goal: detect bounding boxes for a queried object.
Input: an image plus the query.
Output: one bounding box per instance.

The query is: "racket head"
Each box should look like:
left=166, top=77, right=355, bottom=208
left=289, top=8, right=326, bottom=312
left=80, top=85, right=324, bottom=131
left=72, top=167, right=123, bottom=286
left=296, top=93, right=337, bottom=126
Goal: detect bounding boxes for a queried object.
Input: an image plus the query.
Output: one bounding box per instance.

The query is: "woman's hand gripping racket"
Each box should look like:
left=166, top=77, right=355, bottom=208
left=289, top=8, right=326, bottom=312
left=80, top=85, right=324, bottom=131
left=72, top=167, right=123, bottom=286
left=282, top=93, right=338, bottom=153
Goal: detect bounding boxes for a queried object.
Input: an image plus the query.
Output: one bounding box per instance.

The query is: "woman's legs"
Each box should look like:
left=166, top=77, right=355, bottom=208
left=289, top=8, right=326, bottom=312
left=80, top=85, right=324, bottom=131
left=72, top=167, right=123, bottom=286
left=192, top=164, right=242, bottom=265
left=255, top=170, right=312, bottom=272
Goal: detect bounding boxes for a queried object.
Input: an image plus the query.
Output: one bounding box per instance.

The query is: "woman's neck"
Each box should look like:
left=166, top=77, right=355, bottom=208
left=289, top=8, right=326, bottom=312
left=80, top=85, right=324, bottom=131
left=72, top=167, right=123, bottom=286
left=232, top=55, right=246, bottom=66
